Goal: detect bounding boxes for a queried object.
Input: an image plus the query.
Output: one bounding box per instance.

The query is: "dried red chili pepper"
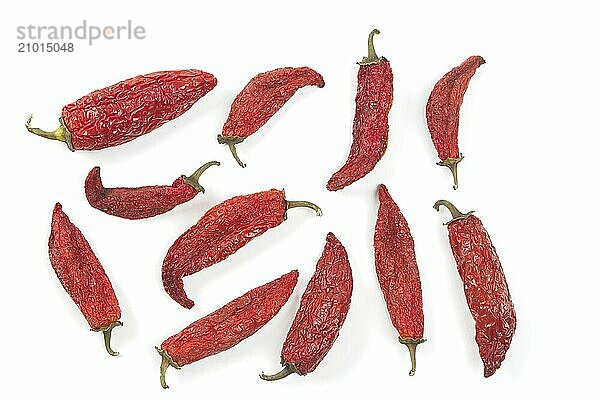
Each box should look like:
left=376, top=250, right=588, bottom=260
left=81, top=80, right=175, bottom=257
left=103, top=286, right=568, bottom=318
left=434, top=200, right=516, bottom=377
left=218, top=66, right=325, bottom=167
left=48, top=203, right=122, bottom=356
left=26, top=69, right=217, bottom=151
left=374, top=184, right=425, bottom=375
left=162, top=189, right=321, bottom=309
left=157, top=270, right=298, bottom=388
left=426, top=56, right=485, bottom=189
left=85, top=161, right=219, bottom=220
left=260, top=233, right=352, bottom=380
left=327, top=29, right=393, bottom=191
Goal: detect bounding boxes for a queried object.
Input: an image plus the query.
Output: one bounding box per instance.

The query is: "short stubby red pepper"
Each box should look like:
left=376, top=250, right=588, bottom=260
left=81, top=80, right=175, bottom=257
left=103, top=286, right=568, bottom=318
left=374, top=184, right=425, bottom=375
left=48, top=203, right=122, bottom=356
left=156, top=270, right=298, bottom=388
left=327, top=29, right=393, bottom=191
left=85, top=161, right=219, bottom=219
left=260, top=233, right=353, bottom=380
left=434, top=200, right=516, bottom=377
left=162, top=189, right=322, bottom=309
left=218, top=66, right=325, bottom=167
left=426, top=56, right=485, bottom=189
left=26, top=69, right=217, bottom=151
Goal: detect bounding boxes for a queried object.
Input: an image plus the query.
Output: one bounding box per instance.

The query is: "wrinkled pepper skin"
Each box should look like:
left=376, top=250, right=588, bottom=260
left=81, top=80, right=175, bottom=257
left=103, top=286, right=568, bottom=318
left=434, top=200, right=516, bottom=377
left=218, top=66, right=325, bottom=167
left=374, top=184, right=425, bottom=375
left=162, top=189, right=321, bottom=309
left=48, top=203, right=122, bottom=356
left=27, top=70, right=217, bottom=151
left=157, top=270, right=299, bottom=389
left=327, top=30, right=393, bottom=191
left=84, top=161, right=219, bottom=220
left=426, top=56, right=485, bottom=189
left=260, top=233, right=353, bottom=380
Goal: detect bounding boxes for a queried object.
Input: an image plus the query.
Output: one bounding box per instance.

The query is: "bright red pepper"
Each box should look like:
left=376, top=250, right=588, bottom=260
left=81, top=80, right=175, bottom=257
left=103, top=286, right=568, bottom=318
left=434, top=200, right=516, bottom=377
left=218, top=66, right=325, bottom=167
left=260, top=233, right=352, bottom=380
left=426, top=56, right=485, bottom=189
left=162, top=189, right=321, bottom=309
left=85, top=161, right=219, bottom=219
left=157, top=270, right=298, bottom=388
left=327, top=29, right=393, bottom=191
left=48, top=203, right=122, bottom=356
left=26, top=69, right=217, bottom=150
left=374, top=184, right=425, bottom=375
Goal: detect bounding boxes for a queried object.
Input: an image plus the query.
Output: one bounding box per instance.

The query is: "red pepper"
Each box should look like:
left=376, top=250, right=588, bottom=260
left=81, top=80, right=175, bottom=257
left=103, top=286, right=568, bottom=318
left=260, top=233, right=352, bottom=380
left=85, top=161, right=219, bottom=220
left=162, top=189, right=322, bottom=309
left=327, top=29, right=393, bottom=191
left=157, top=270, right=298, bottom=388
left=26, top=69, right=217, bottom=151
left=218, top=66, right=325, bottom=167
left=426, top=56, right=485, bottom=189
left=48, top=203, right=122, bottom=356
left=374, top=184, right=425, bottom=375
left=434, top=200, right=516, bottom=377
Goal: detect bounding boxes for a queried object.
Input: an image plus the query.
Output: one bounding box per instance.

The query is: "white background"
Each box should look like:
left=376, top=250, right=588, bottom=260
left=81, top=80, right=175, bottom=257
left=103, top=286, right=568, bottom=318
left=1, top=0, right=598, bottom=398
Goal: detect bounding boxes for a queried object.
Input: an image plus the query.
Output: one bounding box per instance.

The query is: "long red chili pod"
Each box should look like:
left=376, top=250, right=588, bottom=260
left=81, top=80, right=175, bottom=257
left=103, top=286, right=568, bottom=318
left=85, top=161, right=219, bottom=219
left=374, top=184, right=425, bottom=375
left=48, top=203, right=122, bottom=356
left=218, top=66, right=325, bottom=167
left=162, top=189, right=322, bottom=309
left=260, top=233, right=353, bottom=380
left=327, top=29, right=393, bottom=191
left=426, top=56, right=485, bottom=189
left=157, top=270, right=298, bottom=389
left=26, top=69, right=217, bottom=151
left=434, top=200, right=516, bottom=377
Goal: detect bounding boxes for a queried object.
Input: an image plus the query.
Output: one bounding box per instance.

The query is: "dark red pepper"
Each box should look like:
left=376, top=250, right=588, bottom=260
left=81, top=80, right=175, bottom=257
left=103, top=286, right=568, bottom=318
left=162, top=189, right=321, bottom=309
left=434, top=200, right=516, bottom=377
left=426, top=56, right=485, bottom=189
left=327, top=29, right=393, bottom=191
left=218, top=66, right=325, bottom=167
left=260, top=233, right=352, bottom=380
left=157, top=270, right=298, bottom=388
left=26, top=69, right=217, bottom=150
left=374, top=184, right=425, bottom=375
left=48, top=203, right=122, bottom=356
left=85, top=161, right=219, bottom=219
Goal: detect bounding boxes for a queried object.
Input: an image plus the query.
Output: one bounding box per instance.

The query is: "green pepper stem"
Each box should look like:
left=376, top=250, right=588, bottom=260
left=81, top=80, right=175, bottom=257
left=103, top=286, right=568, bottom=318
left=399, top=337, right=426, bottom=376
left=433, top=200, right=474, bottom=225
left=217, top=134, right=246, bottom=168
left=182, top=161, right=220, bottom=192
left=286, top=200, right=323, bottom=217
left=25, top=115, right=74, bottom=151
left=358, top=29, right=383, bottom=65
left=436, top=155, right=464, bottom=190
left=91, top=321, right=122, bottom=356
left=259, top=364, right=297, bottom=381
left=156, top=347, right=181, bottom=389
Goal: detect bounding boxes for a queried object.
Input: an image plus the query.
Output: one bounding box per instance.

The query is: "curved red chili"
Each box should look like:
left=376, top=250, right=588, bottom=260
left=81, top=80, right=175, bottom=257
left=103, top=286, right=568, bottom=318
left=374, top=184, right=425, bottom=375
left=162, top=189, right=322, bottom=309
left=48, top=203, right=122, bottom=356
left=426, top=56, right=485, bottom=189
left=260, top=233, right=353, bottom=380
left=26, top=69, right=217, bottom=151
left=85, top=161, right=219, bottom=219
left=157, top=270, right=298, bottom=389
left=434, top=200, right=516, bottom=377
left=218, top=66, right=325, bottom=167
left=327, top=29, right=393, bottom=191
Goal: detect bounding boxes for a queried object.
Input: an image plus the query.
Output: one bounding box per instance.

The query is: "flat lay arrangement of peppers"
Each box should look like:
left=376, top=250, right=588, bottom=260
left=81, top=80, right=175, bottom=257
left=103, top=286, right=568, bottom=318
left=31, top=28, right=517, bottom=388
